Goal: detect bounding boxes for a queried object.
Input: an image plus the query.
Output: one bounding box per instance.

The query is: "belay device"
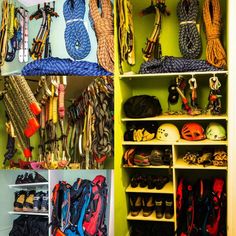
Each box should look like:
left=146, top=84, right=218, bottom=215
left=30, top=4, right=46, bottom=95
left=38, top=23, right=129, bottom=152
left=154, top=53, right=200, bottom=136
left=29, top=2, right=59, bottom=60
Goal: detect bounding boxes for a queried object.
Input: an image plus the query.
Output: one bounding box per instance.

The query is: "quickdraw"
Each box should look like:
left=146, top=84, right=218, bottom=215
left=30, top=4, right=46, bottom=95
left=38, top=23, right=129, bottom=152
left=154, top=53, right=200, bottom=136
left=118, top=0, right=135, bottom=66
left=29, top=2, right=58, bottom=60
left=141, top=0, right=170, bottom=61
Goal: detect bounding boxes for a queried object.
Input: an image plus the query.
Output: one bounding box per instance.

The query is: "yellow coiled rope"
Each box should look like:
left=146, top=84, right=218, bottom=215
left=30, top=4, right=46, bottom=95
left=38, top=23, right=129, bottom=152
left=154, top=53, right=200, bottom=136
left=203, top=0, right=227, bottom=68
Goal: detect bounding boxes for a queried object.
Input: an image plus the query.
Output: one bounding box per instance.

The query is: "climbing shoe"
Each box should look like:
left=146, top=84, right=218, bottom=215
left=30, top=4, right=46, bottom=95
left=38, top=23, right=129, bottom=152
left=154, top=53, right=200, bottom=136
left=14, top=191, right=26, bottom=212
left=165, top=198, right=174, bottom=219
left=15, top=175, right=24, bottom=184
left=34, top=171, right=47, bottom=183
left=155, top=196, right=164, bottom=219
left=41, top=192, right=48, bottom=212
left=142, top=195, right=154, bottom=217
left=23, top=190, right=35, bottom=212
left=155, top=176, right=169, bottom=190
left=22, top=172, right=34, bottom=184
left=130, top=194, right=142, bottom=216
left=33, top=191, right=43, bottom=212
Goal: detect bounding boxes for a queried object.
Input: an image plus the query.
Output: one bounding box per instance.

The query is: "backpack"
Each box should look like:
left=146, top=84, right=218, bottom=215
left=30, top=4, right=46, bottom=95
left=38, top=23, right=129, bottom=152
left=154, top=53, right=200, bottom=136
left=123, top=95, right=162, bottom=118
left=83, top=175, right=108, bottom=236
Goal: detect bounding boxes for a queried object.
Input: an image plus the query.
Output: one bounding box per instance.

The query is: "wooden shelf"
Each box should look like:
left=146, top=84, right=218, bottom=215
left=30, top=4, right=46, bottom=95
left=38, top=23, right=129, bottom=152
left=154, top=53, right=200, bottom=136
left=127, top=210, right=174, bottom=222
left=120, top=70, right=228, bottom=79
left=126, top=182, right=173, bottom=194
left=8, top=211, right=49, bottom=216
left=122, top=139, right=228, bottom=146
left=175, top=159, right=227, bottom=170
left=123, top=164, right=172, bottom=169
left=121, top=114, right=228, bottom=122
left=8, top=182, right=49, bottom=189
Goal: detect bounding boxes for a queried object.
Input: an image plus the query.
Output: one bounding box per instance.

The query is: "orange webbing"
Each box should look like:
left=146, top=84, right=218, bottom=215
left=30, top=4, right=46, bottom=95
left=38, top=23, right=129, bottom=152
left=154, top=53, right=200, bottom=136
left=89, top=0, right=114, bottom=73
left=203, top=0, right=227, bottom=68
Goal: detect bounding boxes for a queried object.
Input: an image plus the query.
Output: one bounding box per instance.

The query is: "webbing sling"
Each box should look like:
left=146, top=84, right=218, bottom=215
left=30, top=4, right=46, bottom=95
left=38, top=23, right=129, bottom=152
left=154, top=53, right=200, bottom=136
left=63, top=0, right=91, bottom=60
left=89, top=0, right=114, bottom=73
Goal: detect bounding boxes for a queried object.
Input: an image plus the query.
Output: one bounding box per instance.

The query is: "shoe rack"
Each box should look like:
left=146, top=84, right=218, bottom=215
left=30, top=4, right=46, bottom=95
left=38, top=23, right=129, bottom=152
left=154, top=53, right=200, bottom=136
left=114, top=0, right=233, bottom=235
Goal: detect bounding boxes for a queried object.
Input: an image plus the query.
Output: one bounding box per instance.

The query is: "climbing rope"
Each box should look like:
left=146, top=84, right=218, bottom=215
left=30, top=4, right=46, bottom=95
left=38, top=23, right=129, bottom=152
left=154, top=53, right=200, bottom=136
left=0, top=0, right=9, bottom=66
left=203, top=0, right=227, bottom=68
left=89, top=0, right=114, bottom=73
left=177, top=0, right=202, bottom=59
left=63, top=0, right=91, bottom=60
left=21, top=57, right=112, bottom=76
left=139, top=56, right=222, bottom=74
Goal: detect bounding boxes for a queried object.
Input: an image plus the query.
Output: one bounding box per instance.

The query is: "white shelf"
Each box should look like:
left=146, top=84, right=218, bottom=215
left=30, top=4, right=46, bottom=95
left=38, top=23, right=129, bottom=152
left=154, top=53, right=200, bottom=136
left=120, top=70, right=228, bottom=79
left=175, top=159, right=227, bottom=170
left=122, top=139, right=228, bottom=146
left=126, top=182, right=173, bottom=194
left=8, top=182, right=49, bottom=189
left=127, top=210, right=174, bottom=222
left=121, top=114, right=228, bottom=122
left=123, top=164, right=172, bottom=169
left=8, top=211, right=49, bottom=216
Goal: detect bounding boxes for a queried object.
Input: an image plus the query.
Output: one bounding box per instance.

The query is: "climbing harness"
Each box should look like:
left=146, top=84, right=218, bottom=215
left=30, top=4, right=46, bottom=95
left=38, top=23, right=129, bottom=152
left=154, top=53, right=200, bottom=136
left=203, top=0, right=227, bottom=68
left=141, top=0, right=170, bottom=61
left=63, top=0, right=91, bottom=60
left=177, top=0, right=202, bottom=59
left=207, top=75, right=222, bottom=115
left=118, top=0, right=135, bottom=66
left=30, top=2, right=58, bottom=60
left=22, top=57, right=112, bottom=76
left=0, top=0, right=9, bottom=66
left=89, top=0, right=114, bottom=73
left=139, top=56, right=222, bottom=74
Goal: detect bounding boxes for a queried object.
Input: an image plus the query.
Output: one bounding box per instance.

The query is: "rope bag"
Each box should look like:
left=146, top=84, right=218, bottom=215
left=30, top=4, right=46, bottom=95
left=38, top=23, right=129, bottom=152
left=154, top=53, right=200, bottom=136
left=177, top=0, right=202, bottom=59
left=89, top=0, right=114, bottom=73
left=63, top=0, right=91, bottom=60
left=203, top=0, right=227, bottom=68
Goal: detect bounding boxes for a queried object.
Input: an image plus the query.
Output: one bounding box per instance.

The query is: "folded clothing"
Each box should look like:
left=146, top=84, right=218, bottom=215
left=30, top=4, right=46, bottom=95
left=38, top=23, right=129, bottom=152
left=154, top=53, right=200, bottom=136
left=22, top=57, right=112, bottom=76
left=139, top=56, right=223, bottom=74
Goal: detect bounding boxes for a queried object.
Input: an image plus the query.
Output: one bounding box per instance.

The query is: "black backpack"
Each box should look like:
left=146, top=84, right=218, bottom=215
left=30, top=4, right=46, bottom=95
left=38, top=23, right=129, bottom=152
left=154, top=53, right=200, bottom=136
left=124, top=95, right=162, bottom=118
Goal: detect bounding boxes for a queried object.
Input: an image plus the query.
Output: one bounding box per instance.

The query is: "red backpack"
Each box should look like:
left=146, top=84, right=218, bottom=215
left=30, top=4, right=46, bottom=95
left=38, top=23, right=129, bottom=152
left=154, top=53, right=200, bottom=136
left=83, top=175, right=108, bottom=236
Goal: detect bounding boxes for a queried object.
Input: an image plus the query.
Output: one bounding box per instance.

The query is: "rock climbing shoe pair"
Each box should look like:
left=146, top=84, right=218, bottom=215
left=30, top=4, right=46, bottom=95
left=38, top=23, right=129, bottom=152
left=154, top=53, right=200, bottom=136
left=14, top=190, right=35, bottom=212
left=155, top=195, right=174, bottom=219
left=33, top=191, right=48, bottom=212
left=15, top=171, right=47, bottom=184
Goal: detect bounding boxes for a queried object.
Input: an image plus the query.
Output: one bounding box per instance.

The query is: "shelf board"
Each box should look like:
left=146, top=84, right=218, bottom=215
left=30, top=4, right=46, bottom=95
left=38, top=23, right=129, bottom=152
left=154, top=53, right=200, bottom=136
left=122, top=139, right=228, bottom=146
left=123, top=164, right=172, bottom=169
left=8, top=182, right=49, bottom=189
left=120, top=70, right=228, bottom=79
left=126, top=182, right=173, bottom=194
left=127, top=210, right=174, bottom=222
left=8, top=211, right=49, bottom=216
left=121, top=114, right=228, bottom=122
left=175, top=159, right=227, bottom=170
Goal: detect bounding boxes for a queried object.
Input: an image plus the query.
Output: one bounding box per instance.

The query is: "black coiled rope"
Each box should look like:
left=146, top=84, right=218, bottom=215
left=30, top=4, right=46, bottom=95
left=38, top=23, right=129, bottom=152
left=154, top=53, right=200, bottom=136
left=177, top=0, right=202, bottom=59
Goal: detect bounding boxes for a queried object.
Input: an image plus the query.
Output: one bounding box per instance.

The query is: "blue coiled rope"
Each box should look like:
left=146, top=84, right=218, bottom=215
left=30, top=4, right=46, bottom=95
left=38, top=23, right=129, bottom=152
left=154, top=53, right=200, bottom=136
left=63, top=0, right=91, bottom=60
left=21, top=57, right=112, bottom=76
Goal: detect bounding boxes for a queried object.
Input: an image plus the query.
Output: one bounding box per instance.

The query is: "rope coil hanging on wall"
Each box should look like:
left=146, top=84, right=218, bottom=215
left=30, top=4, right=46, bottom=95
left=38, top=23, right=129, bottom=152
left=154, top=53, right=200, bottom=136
left=63, top=0, right=91, bottom=60
left=89, top=0, right=114, bottom=73
left=203, top=0, right=227, bottom=68
left=177, top=0, right=202, bottom=59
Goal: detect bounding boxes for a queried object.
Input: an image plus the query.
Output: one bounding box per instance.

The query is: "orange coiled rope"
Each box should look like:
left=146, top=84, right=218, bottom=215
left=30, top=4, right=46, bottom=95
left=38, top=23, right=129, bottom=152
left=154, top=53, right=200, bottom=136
left=203, top=0, right=227, bottom=68
left=89, top=0, right=114, bottom=73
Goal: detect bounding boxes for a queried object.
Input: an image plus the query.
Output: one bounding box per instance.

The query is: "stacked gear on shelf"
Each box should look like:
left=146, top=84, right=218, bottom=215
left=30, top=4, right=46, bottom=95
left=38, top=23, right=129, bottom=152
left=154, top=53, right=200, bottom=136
left=51, top=175, right=108, bottom=236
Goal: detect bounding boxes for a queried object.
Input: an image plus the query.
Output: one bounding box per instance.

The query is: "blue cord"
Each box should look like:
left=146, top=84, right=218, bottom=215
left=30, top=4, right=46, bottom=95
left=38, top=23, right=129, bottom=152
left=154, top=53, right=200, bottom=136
left=63, top=0, right=91, bottom=60
left=21, top=57, right=112, bottom=76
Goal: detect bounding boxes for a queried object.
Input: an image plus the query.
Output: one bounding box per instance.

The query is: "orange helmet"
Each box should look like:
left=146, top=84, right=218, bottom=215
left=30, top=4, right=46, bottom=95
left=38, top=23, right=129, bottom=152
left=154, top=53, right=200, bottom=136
left=181, top=123, right=206, bottom=141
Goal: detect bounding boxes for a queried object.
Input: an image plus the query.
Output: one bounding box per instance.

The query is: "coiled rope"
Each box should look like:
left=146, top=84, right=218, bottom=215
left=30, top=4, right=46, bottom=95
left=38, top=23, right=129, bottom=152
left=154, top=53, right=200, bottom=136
left=89, top=0, right=114, bottom=73
left=63, top=0, right=91, bottom=60
left=139, top=56, right=222, bottom=74
left=177, top=0, right=202, bottom=59
left=203, top=0, right=226, bottom=68
left=0, top=0, right=9, bottom=66
left=21, top=57, right=112, bottom=76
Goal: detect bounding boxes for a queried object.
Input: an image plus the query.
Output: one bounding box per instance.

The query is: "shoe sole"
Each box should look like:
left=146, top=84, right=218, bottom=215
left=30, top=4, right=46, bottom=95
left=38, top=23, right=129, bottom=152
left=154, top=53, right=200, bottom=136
left=14, top=207, right=23, bottom=212
left=23, top=207, right=33, bottom=212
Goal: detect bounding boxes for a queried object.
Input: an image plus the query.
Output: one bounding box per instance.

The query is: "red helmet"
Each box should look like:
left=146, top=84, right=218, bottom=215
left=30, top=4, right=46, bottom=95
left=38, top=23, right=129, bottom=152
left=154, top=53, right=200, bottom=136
left=181, top=123, right=206, bottom=141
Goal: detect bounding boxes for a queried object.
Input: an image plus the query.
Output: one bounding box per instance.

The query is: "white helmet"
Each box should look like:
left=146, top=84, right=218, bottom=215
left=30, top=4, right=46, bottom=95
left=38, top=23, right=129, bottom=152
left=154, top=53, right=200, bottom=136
left=157, top=123, right=180, bottom=142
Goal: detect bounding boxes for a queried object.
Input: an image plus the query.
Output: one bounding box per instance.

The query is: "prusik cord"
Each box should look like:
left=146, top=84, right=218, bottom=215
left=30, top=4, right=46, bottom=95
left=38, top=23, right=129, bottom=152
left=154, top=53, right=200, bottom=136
left=203, top=0, right=227, bottom=68
left=89, top=0, right=114, bottom=73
